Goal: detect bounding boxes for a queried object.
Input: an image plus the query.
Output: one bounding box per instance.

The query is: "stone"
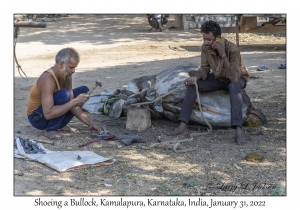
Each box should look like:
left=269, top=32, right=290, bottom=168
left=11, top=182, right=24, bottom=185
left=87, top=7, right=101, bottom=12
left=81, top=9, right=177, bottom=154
left=189, top=23, right=196, bottom=29
left=216, top=16, right=228, bottom=23
left=244, top=152, right=262, bottom=162
left=183, top=21, right=190, bottom=30
left=126, top=107, right=151, bottom=131
left=178, top=14, right=238, bottom=30
left=224, top=23, right=232, bottom=27
left=174, top=15, right=183, bottom=28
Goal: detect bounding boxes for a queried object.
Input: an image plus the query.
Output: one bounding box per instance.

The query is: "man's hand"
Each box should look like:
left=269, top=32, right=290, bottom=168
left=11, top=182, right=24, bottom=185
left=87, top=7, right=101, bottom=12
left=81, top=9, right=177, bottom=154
left=212, top=40, right=225, bottom=57
left=89, top=122, right=101, bottom=134
left=188, top=71, right=207, bottom=80
left=75, top=93, right=89, bottom=106
left=184, top=76, right=198, bottom=86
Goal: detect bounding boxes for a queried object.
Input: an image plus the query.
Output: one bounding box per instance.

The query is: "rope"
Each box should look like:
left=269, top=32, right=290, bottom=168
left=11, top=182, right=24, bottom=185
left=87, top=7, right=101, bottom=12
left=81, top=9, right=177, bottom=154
left=194, top=82, right=213, bottom=133
left=14, top=37, right=28, bottom=80
left=133, top=82, right=213, bottom=152
left=128, top=88, right=148, bottom=98
left=130, top=85, right=185, bottom=106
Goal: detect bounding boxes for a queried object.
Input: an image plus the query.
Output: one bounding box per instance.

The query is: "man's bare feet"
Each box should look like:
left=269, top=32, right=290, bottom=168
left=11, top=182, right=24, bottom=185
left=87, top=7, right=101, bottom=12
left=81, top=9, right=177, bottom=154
left=235, top=126, right=247, bottom=145
left=43, top=131, right=64, bottom=140
left=166, top=121, right=188, bottom=136
left=58, top=126, right=72, bottom=133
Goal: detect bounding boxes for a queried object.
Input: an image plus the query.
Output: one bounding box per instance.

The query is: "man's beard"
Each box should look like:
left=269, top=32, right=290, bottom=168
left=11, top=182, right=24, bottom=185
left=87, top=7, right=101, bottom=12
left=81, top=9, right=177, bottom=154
left=59, top=64, right=71, bottom=88
left=64, top=74, right=71, bottom=88
left=61, top=64, right=68, bottom=78
left=205, top=45, right=212, bottom=50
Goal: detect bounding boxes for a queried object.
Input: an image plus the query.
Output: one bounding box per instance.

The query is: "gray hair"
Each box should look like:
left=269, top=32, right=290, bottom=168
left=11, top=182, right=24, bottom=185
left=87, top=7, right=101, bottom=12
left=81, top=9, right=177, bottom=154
left=55, top=47, right=80, bottom=64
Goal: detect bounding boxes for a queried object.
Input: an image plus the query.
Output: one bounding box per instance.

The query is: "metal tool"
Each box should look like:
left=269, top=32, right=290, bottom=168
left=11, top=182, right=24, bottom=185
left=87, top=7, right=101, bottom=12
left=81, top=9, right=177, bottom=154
left=75, top=79, right=102, bottom=109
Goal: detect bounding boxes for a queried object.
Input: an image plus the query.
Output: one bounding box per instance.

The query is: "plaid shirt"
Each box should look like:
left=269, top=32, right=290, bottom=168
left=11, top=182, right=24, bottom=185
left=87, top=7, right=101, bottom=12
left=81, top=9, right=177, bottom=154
left=198, top=37, right=249, bottom=83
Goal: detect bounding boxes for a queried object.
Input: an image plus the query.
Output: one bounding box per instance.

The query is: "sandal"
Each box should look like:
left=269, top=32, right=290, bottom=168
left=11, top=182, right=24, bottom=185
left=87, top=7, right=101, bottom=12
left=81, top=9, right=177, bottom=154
left=278, top=64, right=286, bottom=69
left=257, top=66, right=268, bottom=71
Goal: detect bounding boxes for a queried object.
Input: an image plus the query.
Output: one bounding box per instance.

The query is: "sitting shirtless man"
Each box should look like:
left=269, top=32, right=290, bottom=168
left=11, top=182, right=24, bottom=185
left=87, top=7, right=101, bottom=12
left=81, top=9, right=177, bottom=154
left=27, top=47, right=101, bottom=140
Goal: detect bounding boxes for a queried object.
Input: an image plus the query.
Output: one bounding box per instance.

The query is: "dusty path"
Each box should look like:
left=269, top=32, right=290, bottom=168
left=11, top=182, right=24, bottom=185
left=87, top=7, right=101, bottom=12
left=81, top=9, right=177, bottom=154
left=14, top=15, right=286, bottom=196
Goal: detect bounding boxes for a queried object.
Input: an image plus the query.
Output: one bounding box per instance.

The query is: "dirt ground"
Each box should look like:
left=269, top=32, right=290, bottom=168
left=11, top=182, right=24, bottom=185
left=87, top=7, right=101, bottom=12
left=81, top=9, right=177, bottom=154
left=14, top=14, right=286, bottom=196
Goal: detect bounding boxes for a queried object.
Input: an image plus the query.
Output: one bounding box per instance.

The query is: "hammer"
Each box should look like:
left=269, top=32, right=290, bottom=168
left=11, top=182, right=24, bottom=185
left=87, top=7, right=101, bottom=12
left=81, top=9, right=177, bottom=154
left=75, top=79, right=102, bottom=109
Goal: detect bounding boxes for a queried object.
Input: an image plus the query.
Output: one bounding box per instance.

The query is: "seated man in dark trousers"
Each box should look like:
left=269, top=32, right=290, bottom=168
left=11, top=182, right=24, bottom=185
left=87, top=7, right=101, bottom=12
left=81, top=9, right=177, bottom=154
left=27, top=47, right=101, bottom=140
left=167, top=20, right=249, bottom=145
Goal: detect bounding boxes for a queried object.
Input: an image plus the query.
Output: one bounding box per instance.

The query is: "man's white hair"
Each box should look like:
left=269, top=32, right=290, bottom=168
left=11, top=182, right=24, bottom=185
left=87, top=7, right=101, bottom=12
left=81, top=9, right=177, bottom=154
left=55, top=47, right=80, bottom=64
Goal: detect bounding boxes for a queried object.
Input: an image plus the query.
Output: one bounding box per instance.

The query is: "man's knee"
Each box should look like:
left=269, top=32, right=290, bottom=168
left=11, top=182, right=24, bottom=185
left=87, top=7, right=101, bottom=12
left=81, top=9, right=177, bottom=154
left=76, top=86, right=89, bottom=94
left=186, top=85, right=197, bottom=95
left=228, top=82, right=243, bottom=92
left=61, top=88, right=71, bottom=98
left=55, top=88, right=71, bottom=104
left=81, top=86, right=89, bottom=94
left=72, top=86, right=89, bottom=98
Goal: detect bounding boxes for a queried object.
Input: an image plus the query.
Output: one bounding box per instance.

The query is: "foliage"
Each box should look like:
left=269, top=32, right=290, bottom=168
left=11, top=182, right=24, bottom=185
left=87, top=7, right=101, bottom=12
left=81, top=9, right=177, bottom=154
left=169, top=190, right=185, bottom=196
left=270, top=188, right=285, bottom=196
left=184, top=180, right=201, bottom=188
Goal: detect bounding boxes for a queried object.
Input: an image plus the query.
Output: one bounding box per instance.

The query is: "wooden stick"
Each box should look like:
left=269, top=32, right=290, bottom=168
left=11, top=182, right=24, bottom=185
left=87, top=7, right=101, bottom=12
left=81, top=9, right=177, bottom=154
left=34, top=139, right=54, bottom=145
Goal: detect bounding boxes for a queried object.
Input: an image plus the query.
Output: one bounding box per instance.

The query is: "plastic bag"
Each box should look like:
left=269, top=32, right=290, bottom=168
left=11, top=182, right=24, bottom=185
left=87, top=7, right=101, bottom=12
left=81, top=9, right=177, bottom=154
left=14, top=137, right=116, bottom=172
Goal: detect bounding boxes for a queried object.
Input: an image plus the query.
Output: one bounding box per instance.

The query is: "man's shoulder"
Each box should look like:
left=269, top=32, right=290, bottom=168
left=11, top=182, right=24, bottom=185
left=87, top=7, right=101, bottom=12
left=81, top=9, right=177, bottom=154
left=37, top=71, right=56, bottom=90
left=224, top=38, right=239, bottom=52
left=39, top=70, right=52, bottom=80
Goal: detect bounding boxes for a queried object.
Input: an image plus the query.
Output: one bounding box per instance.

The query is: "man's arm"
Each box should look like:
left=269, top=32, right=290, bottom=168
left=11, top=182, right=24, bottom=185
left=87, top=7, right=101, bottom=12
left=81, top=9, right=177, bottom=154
left=199, top=45, right=211, bottom=75
left=39, top=73, right=86, bottom=120
left=221, top=50, right=241, bottom=82
left=212, top=41, right=241, bottom=82
left=70, top=106, right=101, bottom=133
left=67, top=78, right=101, bottom=133
left=188, top=45, right=210, bottom=80
left=66, top=78, right=92, bottom=126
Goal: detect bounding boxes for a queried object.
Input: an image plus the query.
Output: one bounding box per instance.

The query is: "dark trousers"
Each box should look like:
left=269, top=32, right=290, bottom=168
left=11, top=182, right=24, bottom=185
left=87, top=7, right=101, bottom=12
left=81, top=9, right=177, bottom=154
left=179, top=73, right=246, bottom=128
left=28, top=86, right=89, bottom=132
